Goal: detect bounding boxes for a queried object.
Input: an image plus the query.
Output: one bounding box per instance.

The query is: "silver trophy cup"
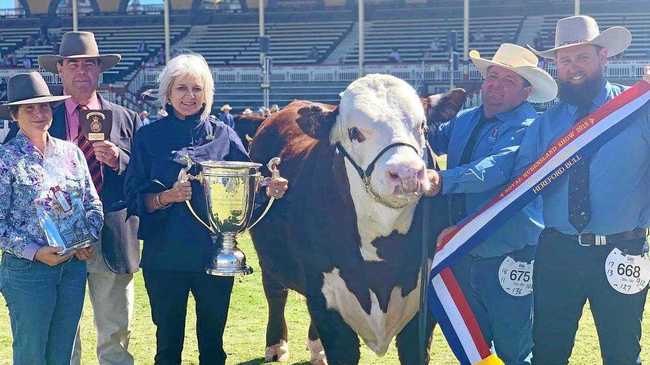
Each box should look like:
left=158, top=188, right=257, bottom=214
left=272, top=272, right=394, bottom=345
left=179, top=158, right=280, bottom=276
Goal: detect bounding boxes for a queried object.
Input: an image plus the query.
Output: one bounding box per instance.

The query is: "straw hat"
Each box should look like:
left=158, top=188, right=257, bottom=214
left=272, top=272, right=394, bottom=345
left=470, top=43, right=558, bottom=103
left=38, top=31, right=121, bottom=74
left=0, top=72, right=70, bottom=120
left=220, top=104, right=232, bottom=112
left=530, top=15, right=631, bottom=59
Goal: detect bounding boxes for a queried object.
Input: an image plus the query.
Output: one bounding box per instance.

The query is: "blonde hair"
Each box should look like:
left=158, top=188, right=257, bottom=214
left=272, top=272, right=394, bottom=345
left=158, top=53, right=214, bottom=122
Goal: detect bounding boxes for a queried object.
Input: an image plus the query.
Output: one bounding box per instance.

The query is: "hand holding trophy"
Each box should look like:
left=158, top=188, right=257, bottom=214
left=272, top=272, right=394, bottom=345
left=177, top=155, right=286, bottom=276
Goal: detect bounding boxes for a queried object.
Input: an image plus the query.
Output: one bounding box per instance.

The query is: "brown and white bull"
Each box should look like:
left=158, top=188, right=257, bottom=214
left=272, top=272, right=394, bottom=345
left=249, top=74, right=465, bottom=364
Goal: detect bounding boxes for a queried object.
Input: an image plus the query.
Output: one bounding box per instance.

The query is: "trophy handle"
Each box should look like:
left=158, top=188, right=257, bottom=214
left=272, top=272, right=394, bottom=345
left=248, top=157, right=281, bottom=230
left=177, top=164, right=217, bottom=235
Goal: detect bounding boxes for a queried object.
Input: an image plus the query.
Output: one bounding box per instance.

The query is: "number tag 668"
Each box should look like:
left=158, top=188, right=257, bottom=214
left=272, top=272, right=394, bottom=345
left=605, top=248, right=650, bottom=295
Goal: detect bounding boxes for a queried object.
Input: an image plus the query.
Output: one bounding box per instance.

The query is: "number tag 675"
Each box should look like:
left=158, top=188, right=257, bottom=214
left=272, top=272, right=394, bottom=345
left=498, top=256, right=534, bottom=297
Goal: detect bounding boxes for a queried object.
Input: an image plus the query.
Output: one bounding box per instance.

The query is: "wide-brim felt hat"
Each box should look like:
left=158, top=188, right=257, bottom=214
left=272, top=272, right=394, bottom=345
left=0, top=72, right=70, bottom=120
left=38, top=31, right=121, bottom=73
left=220, top=104, right=232, bottom=111
left=530, top=15, right=631, bottom=59
left=470, top=43, right=558, bottom=103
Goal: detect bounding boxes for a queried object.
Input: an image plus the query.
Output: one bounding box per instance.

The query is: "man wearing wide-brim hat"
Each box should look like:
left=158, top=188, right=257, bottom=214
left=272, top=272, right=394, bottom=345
left=4, top=31, right=142, bottom=365
left=217, top=103, right=235, bottom=128
left=425, top=43, right=557, bottom=364
left=517, top=15, right=649, bottom=365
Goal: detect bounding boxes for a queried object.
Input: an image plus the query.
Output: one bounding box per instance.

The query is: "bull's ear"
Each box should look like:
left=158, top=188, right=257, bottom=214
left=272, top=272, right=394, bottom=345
left=423, top=88, right=467, bottom=125
left=296, top=103, right=339, bottom=140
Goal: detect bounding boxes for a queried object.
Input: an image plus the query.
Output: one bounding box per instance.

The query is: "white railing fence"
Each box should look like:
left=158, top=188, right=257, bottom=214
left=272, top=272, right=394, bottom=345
left=132, top=60, right=650, bottom=88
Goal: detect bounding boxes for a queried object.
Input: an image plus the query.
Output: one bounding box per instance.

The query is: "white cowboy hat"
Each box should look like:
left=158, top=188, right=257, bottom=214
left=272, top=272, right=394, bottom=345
left=220, top=104, right=232, bottom=111
left=530, top=15, right=631, bottom=59
left=38, top=31, right=121, bottom=74
left=470, top=43, right=558, bottom=103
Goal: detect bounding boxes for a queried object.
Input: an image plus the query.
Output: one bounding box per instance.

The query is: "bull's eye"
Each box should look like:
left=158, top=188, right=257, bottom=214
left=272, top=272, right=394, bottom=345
left=348, top=127, right=366, bottom=143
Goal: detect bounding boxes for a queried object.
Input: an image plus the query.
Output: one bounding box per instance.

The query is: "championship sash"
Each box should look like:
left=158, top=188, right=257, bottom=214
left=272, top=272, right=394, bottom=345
left=428, top=80, right=650, bottom=364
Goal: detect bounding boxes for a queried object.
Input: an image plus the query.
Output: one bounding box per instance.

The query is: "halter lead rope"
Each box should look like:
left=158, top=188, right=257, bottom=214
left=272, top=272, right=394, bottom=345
left=335, top=141, right=422, bottom=209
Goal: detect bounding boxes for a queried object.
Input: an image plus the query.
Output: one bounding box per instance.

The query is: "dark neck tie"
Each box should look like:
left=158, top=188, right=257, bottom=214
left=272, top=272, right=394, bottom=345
left=568, top=105, right=592, bottom=233
left=449, top=114, right=495, bottom=224
left=76, top=104, right=103, bottom=194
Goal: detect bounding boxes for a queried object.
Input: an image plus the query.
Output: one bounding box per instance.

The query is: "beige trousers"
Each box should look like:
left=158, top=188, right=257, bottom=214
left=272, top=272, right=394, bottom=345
left=70, top=239, right=135, bottom=365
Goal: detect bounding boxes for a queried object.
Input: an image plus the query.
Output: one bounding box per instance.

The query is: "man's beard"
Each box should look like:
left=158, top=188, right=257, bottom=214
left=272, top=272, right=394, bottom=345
left=558, top=72, right=604, bottom=107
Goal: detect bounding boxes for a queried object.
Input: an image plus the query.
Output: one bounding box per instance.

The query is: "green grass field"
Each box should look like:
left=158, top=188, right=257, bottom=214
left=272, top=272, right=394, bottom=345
left=1, top=235, right=648, bottom=364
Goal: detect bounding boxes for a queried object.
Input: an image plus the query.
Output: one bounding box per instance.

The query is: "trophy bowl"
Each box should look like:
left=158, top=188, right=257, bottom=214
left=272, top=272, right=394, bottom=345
left=180, top=158, right=280, bottom=276
left=201, top=161, right=261, bottom=276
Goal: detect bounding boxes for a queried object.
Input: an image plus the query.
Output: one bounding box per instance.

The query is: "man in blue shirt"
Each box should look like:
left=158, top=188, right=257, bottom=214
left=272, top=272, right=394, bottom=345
left=518, top=15, right=649, bottom=365
left=427, top=44, right=557, bottom=364
left=217, top=103, right=235, bottom=129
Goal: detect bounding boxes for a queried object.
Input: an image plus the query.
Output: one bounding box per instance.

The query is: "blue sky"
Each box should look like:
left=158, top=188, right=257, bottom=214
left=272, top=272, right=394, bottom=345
left=0, top=0, right=163, bottom=9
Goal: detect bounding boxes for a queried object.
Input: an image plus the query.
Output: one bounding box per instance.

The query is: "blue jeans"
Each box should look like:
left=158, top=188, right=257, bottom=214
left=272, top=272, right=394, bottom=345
left=0, top=252, right=87, bottom=365
left=452, top=245, right=535, bottom=365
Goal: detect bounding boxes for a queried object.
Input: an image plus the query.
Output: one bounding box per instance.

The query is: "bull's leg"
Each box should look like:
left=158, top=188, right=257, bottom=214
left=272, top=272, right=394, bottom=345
left=305, top=292, right=360, bottom=365
left=395, top=310, right=436, bottom=365
left=307, top=321, right=328, bottom=365
left=262, top=270, right=290, bottom=362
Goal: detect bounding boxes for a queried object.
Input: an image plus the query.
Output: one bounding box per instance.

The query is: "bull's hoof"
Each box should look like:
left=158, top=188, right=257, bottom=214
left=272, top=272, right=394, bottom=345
left=265, top=340, right=290, bottom=362
left=307, top=339, right=328, bottom=365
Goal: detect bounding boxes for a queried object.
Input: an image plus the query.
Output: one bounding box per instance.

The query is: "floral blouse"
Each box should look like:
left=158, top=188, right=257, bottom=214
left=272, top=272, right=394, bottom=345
left=0, top=131, right=104, bottom=260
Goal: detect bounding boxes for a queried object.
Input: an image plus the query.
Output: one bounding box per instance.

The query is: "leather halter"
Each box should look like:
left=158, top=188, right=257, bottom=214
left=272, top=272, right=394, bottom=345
left=335, top=141, right=423, bottom=209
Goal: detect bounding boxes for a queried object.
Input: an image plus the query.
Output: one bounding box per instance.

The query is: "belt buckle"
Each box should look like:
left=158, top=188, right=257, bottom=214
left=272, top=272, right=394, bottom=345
left=577, top=234, right=589, bottom=247
left=578, top=234, right=606, bottom=246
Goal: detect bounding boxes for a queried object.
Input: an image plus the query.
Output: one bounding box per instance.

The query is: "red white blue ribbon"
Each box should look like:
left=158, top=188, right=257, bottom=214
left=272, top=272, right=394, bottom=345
left=428, top=80, right=650, bottom=365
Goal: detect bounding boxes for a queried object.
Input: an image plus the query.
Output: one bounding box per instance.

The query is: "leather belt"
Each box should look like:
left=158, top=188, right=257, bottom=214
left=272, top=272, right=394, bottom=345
left=547, top=228, right=648, bottom=247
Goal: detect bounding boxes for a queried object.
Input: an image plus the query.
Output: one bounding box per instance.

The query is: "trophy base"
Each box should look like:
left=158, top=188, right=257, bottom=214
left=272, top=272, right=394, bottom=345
left=55, top=239, right=93, bottom=256
left=206, top=266, right=253, bottom=276
left=206, top=248, right=253, bottom=276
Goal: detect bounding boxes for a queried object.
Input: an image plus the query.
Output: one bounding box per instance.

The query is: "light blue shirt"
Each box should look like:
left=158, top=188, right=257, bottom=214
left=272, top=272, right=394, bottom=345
left=429, top=102, right=543, bottom=257
left=514, top=80, right=650, bottom=235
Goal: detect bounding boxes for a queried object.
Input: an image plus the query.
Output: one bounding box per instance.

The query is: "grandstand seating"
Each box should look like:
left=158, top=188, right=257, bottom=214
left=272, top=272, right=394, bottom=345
left=536, top=13, right=650, bottom=59
left=180, top=20, right=353, bottom=66
left=343, top=16, right=524, bottom=64
left=14, top=24, right=189, bottom=83
left=0, top=27, right=41, bottom=59
left=0, top=1, right=648, bottom=114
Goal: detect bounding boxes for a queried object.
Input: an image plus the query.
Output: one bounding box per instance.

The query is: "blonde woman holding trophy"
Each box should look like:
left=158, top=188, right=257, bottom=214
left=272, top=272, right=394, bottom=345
left=124, top=53, right=286, bottom=365
left=0, top=72, right=104, bottom=365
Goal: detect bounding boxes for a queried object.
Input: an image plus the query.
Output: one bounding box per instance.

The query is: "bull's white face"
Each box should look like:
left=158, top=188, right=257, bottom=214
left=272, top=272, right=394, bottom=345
left=331, top=74, right=430, bottom=261
left=332, top=74, right=430, bottom=208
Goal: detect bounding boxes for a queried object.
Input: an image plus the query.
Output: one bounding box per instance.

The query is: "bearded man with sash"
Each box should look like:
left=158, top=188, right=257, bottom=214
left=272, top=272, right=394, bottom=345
left=426, top=43, right=557, bottom=364
left=517, top=15, right=650, bottom=365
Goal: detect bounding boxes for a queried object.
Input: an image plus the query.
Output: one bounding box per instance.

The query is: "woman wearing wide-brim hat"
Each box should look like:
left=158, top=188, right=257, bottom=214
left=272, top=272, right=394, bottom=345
left=0, top=72, right=104, bottom=365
